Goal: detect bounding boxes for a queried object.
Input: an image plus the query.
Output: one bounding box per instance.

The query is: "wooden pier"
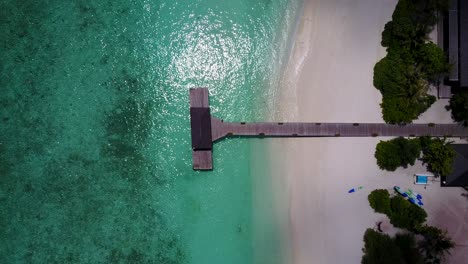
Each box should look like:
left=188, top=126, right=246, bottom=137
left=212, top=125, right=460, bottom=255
left=189, top=88, right=468, bottom=170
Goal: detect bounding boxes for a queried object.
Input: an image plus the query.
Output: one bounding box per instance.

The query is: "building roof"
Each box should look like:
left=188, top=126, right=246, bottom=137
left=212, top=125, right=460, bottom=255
left=460, top=0, right=468, bottom=87
left=448, top=0, right=459, bottom=81
left=190, top=107, right=212, bottom=150
left=446, top=0, right=468, bottom=87
left=442, top=144, right=468, bottom=187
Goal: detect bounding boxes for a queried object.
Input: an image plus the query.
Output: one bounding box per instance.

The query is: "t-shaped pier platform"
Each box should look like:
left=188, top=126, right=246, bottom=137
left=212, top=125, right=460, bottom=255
left=189, top=88, right=468, bottom=170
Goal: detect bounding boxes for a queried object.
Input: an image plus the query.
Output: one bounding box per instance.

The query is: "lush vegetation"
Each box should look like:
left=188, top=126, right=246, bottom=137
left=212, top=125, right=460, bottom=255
left=417, top=225, right=456, bottom=264
left=364, top=189, right=455, bottom=263
left=374, top=0, right=450, bottom=124
left=389, top=195, right=427, bottom=230
left=374, top=52, right=438, bottom=124
left=362, top=229, right=409, bottom=264
left=368, top=189, right=391, bottom=215
left=375, top=137, right=421, bottom=171
left=362, top=229, right=426, bottom=264
left=362, top=227, right=454, bottom=264
left=448, top=92, right=468, bottom=126
left=375, top=137, right=455, bottom=176
left=420, top=137, right=456, bottom=176
left=368, top=190, right=427, bottom=230
left=394, top=233, right=425, bottom=264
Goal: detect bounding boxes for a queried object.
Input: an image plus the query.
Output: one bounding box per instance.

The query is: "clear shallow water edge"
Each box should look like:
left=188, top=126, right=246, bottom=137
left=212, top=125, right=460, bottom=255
left=0, top=0, right=300, bottom=263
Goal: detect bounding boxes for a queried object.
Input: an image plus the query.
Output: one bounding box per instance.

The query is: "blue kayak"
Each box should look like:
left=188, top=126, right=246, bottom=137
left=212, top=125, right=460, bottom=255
left=394, top=186, right=408, bottom=197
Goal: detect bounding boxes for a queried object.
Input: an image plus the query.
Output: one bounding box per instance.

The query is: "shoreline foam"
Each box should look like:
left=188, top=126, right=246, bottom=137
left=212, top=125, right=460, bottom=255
left=250, top=1, right=303, bottom=263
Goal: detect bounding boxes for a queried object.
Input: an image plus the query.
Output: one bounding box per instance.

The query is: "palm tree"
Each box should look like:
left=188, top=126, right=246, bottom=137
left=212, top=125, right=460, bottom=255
left=418, top=226, right=455, bottom=264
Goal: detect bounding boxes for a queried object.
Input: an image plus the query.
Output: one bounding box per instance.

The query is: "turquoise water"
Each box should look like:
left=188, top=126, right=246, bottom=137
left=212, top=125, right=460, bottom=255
left=0, top=0, right=300, bottom=263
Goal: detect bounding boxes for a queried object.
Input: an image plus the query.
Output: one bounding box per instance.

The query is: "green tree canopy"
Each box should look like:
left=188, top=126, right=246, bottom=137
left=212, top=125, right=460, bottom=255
left=394, top=233, right=425, bottom=264
left=367, top=190, right=427, bottom=230
left=417, top=225, right=455, bottom=264
left=381, top=21, right=396, bottom=48
left=380, top=97, right=407, bottom=124
left=375, top=138, right=401, bottom=171
left=365, top=188, right=454, bottom=263
left=362, top=229, right=406, bottom=264
left=416, top=42, right=450, bottom=82
left=361, top=229, right=425, bottom=264
left=375, top=0, right=448, bottom=124
left=449, top=92, right=468, bottom=126
left=368, top=189, right=391, bottom=214
left=374, top=48, right=437, bottom=124
left=397, top=138, right=422, bottom=166
left=373, top=52, right=409, bottom=96
left=421, top=138, right=455, bottom=176
left=382, top=0, right=448, bottom=50
left=375, top=137, right=421, bottom=171
left=389, top=196, right=427, bottom=230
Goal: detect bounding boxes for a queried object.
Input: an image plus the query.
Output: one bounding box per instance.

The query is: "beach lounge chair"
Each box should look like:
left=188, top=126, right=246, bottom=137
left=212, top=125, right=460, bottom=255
left=414, top=174, right=434, bottom=185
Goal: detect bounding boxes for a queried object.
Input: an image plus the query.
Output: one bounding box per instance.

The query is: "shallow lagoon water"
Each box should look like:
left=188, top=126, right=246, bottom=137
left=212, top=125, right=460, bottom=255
left=0, top=0, right=300, bottom=263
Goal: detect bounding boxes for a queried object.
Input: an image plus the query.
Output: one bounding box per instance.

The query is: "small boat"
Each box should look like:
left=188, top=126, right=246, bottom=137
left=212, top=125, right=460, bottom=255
left=407, top=189, right=423, bottom=200
left=348, top=186, right=363, bottom=193
left=394, top=186, right=407, bottom=197
left=394, top=186, right=424, bottom=207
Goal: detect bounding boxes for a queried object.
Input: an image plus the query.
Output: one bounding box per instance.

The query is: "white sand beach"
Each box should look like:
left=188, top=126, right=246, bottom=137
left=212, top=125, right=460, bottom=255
left=269, top=0, right=468, bottom=263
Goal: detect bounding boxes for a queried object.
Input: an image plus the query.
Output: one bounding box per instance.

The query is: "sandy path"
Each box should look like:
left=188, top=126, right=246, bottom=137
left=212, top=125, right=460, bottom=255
left=270, top=0, right=468, bottom=263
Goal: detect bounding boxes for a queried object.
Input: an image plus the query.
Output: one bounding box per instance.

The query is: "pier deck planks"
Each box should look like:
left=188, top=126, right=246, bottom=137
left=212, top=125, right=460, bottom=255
left=190, top=88, right=468, bottom=170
